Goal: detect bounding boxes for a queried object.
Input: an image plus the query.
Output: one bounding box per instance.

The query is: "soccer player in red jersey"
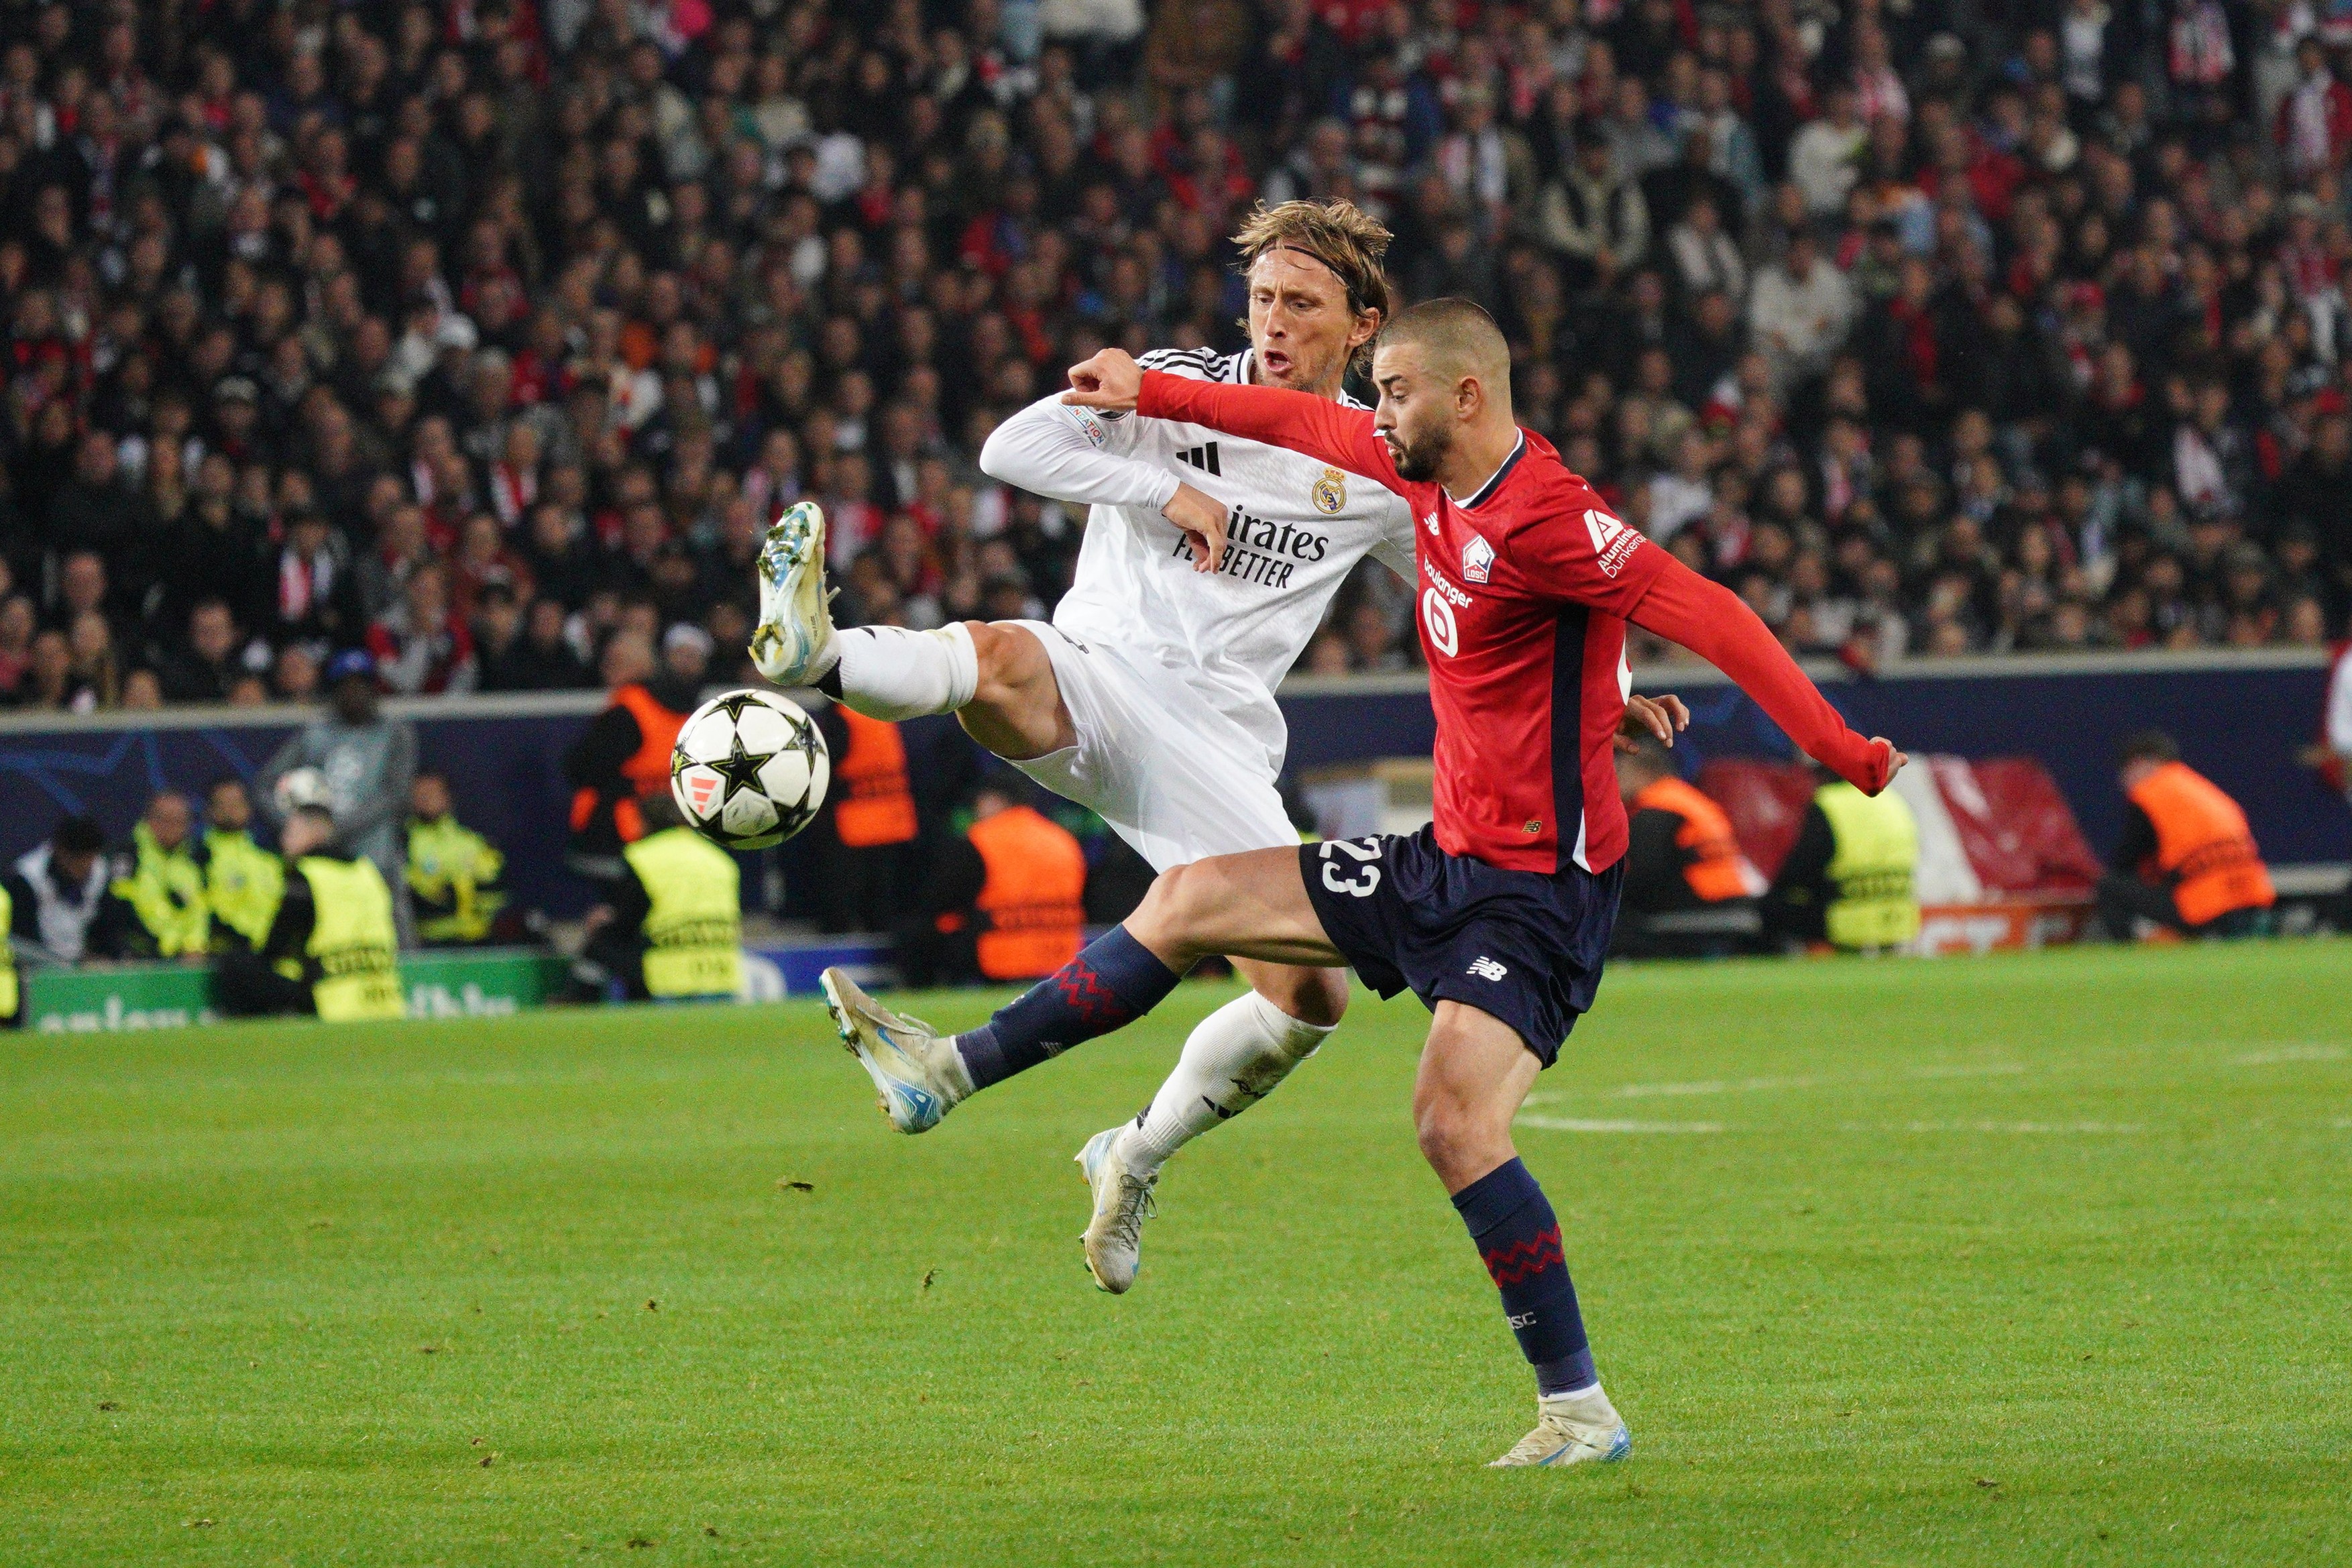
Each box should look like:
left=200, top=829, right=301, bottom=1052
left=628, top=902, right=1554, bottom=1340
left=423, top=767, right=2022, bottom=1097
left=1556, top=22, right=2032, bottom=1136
left=819, top=298, right=1904, bottom=1467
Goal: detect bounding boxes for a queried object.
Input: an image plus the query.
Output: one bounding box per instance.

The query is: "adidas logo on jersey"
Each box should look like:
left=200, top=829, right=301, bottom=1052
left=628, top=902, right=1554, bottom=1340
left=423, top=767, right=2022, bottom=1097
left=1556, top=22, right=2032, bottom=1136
left=1176, top=442, right=1222, bottom=475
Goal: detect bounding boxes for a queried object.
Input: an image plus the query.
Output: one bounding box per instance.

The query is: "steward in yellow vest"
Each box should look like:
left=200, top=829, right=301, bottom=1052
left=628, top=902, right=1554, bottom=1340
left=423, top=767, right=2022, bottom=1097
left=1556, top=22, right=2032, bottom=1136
left=0, top=878, right=18, bottom=1027
left=1765, top=770, right=1921, bottom=952
left=573, top=794, right=741, bottom=1001
left=107, top=793, right=211, bottom=959
left=213, top=805, right=407, bottom=1021
left=201, top=777, right=284, bottom=953
left=405, top=771, right=508, bottom=945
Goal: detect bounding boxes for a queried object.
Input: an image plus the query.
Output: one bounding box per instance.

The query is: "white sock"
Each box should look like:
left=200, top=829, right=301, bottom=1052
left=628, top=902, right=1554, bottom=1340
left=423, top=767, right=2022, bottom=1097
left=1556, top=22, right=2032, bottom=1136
left=831, top=623, right=979, bottom=721
left=1122, top=991, right=1335, bottom=1175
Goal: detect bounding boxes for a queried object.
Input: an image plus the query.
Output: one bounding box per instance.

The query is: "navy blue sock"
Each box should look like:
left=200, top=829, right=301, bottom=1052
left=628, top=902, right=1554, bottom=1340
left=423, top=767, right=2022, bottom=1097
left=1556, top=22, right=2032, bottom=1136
left=1452, top=1158, right=1596, bottom=1396
left=954, top=926, right=1183, bottom=1092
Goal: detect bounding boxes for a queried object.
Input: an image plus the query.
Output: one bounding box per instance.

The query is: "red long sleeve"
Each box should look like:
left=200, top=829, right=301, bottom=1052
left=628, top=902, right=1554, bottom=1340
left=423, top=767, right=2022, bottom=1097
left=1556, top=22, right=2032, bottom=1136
left=1629, top=557, right=1894, bottom=795
left=1135, top=370, right=1401, bottom=487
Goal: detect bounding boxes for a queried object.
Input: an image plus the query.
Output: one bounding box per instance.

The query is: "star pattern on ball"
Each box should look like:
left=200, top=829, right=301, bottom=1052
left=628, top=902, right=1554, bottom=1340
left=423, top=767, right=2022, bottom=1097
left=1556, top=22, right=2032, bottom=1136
left=705, top=693, right=785, bottom=806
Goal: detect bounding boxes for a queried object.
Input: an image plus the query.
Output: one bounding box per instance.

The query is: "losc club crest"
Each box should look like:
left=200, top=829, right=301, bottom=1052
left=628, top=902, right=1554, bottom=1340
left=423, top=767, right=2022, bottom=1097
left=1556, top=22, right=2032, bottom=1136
left=1461, top=533, right=1495, bottom=583
left=1312, top=467, right=1347, bottom=515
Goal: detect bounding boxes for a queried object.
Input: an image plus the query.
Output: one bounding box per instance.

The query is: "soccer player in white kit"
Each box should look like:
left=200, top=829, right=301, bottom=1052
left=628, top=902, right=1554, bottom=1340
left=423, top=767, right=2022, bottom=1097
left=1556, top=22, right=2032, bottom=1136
left=751, top=202, right=1417, bottom=1293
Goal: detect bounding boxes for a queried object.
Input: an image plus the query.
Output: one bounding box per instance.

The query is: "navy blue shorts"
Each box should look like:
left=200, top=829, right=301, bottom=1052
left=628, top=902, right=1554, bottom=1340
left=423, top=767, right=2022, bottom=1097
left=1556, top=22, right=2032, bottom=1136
left=1300, top=826, right=1623, bottom=1067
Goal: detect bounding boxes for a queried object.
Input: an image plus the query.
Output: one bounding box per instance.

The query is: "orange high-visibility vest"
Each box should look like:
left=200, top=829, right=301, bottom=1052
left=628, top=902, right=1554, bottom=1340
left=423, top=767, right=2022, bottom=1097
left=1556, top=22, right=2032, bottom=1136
left=1631, top=775, right=1762, bottom=903
left=569, top=683, right=691, bottom=844
left=2125, top=761, right=2274, bottom=926
left=833, top=709, right=919, bottom=848
left=968, top=805, right=1087, bottom=981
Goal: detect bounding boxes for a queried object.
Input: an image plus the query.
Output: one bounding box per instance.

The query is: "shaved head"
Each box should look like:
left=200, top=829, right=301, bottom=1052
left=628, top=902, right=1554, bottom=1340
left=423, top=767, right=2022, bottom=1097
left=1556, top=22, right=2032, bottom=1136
left=1369, top=298, right=1518, bottom=485
left=1379, top=298, right=1511, bottom=400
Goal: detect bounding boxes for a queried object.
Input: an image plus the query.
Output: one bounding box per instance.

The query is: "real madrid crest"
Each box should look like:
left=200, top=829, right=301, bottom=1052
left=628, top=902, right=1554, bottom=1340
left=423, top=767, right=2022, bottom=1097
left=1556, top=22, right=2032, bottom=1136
left=1312, top=467, right=1347, bottom=515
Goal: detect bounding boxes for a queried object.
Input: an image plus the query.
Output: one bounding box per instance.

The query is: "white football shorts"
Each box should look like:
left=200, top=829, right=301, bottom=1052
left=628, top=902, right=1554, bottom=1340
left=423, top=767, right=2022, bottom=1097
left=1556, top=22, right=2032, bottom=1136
left=1003, top=620, right=1300, bottom=872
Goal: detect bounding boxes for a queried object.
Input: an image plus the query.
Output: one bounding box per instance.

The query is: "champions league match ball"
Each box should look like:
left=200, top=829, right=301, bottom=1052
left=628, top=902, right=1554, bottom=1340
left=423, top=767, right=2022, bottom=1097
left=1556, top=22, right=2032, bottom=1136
left=669, top=689, right=831, bottom=850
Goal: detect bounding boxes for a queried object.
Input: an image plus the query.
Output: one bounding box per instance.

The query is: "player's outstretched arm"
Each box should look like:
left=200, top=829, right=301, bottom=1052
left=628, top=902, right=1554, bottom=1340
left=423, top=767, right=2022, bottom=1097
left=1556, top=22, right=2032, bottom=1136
left=979, top=392, right=1229, bottom=573
left=1065, top=350, right=1400, bottom=491
left=1628, top=557, right=1905, bottom=793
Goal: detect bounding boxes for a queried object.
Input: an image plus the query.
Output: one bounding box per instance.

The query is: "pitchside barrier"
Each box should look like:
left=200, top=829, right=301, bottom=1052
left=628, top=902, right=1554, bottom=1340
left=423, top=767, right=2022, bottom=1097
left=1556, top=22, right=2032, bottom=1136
left=23, top=947, right=571, bottom=1032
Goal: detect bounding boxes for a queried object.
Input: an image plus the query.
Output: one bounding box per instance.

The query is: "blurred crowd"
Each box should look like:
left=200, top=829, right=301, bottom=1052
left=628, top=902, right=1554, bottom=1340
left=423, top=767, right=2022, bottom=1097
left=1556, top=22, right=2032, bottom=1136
left=2, top=0, right=2351, bottom=718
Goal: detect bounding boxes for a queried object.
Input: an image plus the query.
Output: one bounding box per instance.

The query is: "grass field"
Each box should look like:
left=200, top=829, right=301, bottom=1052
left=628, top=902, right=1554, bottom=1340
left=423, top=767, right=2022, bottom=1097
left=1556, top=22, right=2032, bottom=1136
left=3, top=941, right=2348, bottom=1565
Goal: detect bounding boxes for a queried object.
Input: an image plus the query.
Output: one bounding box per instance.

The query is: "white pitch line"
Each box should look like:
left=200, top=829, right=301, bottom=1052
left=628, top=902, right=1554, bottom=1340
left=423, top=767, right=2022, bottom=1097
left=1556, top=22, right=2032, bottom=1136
left=2230, top=1044, right=2349, bottom=1066
left=1518, top=1116, right=1726, bottom=1134
left=1885, top=1121, right=2145, bottom=1135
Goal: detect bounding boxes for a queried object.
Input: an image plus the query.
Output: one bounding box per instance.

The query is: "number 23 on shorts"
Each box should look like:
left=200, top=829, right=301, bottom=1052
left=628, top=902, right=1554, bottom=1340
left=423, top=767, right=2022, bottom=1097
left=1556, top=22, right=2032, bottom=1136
left=1319, top=837, right=1383, bottom=897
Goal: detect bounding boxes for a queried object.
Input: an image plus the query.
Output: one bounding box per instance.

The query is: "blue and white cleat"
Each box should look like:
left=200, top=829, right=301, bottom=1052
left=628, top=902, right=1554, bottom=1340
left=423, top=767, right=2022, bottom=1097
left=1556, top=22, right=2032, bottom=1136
left=819, top=968, right=972, bottom=1134
left=1074, top=1126, right=1158, bottom=1294
left=1488, top=1386, right=1632, bottom=1469
left=750, top=500, right=836, bottom=685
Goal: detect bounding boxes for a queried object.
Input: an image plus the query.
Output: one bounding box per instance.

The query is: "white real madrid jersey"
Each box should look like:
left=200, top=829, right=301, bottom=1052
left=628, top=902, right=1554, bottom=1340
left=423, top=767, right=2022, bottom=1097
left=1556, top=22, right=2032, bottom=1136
left=983, top=347, right=1417, bottom=777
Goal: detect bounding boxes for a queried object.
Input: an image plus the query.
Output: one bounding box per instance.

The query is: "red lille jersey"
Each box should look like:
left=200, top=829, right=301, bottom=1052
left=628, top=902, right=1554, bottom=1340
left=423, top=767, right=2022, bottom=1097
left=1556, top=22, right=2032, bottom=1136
left=1137, top=373, right=1669, bottom=875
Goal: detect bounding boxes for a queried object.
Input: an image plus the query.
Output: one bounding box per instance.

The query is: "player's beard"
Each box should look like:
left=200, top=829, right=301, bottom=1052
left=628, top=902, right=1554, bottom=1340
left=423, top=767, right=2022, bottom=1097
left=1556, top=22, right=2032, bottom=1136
left=1386, top=421, right=1451, bottom=482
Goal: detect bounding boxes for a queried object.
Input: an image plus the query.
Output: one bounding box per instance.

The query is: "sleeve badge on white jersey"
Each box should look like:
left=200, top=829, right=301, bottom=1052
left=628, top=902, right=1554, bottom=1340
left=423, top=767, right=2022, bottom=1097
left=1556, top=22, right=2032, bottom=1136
left=1064, top=404, right=1111, bottom=447
left=1461, top=533, right=1495, bottom=583
left=1312, top=467, right=1347, bottom=515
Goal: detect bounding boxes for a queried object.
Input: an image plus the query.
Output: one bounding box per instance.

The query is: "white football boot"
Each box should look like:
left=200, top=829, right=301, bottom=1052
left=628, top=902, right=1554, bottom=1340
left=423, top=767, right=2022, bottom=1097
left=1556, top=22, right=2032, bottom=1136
left=1074, top=1127, right=1158, bottom=1294
left=750, top=500, right=836, bottom=685
left=820, top=968, right=972, bottom=1134
left=1488, top=1385, right=1632, bottom=1469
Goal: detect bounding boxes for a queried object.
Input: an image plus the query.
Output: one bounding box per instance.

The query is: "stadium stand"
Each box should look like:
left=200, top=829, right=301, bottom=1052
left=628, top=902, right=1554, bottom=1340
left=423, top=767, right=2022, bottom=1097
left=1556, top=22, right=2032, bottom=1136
left=0, top=0, right=2346, bottom=721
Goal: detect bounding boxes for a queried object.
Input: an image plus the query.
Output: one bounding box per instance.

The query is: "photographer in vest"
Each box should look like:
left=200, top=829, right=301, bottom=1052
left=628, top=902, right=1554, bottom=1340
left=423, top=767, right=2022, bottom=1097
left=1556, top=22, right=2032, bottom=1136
left=562, top=627, right=703, bottom=882
left=1612, top=734, right=1765, bottom=958
left=2098, top=730, right=2275, bottom=941
left=259, top=649, right=418, bottom=945
left=812, top=701, right=919, bottom=934
left=201, top=777, right=284, bottom=954
left=213, top=803, right=407, bottom=1021
left=105, top=791, right=210, bottom=960
left=571, top=792, right=742, bottom=1003
left=1764, top=759, right=1921, bottom=953
left=897, top=775, right=1087, bottom=987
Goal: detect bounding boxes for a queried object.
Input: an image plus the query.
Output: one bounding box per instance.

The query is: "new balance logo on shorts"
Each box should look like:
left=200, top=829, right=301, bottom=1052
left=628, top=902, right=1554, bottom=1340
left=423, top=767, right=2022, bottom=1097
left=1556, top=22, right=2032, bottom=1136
left=1468, top=956, right=1510, bottom=981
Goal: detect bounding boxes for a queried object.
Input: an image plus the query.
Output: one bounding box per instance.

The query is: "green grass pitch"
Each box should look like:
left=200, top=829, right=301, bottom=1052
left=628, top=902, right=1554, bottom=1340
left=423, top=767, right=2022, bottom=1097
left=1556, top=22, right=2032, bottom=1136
left=3, top=942, right=2348, bottom=1565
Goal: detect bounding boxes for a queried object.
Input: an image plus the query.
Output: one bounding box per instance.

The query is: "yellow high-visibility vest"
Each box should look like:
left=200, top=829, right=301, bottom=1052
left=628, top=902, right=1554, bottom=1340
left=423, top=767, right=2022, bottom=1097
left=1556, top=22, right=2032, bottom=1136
left=205, top=828, right=284, bottom=950
left=1815, top=782, right=1921, bottom=950
left=296, top=855, right=406, bottom=1021
left=114, top=823, right=210, bottom=957
left=622, top=828, right=742, bottom=999
left=0, top=880, right=17, bottom=1022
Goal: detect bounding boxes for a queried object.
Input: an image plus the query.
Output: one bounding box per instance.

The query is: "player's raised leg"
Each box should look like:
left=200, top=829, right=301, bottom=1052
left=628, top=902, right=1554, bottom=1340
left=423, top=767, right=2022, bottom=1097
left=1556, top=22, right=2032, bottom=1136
left=1414, top=1001, right=1630, bottom=1468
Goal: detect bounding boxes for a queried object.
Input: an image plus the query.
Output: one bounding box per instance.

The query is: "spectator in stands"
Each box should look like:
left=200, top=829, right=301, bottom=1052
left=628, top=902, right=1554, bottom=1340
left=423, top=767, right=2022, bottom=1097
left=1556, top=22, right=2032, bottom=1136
left=2098, top=730, right=2276, bottom=940
left=404, top=771, right=507, bottom=948
left=562, top=628, right=697, bottom=882
left=1764, top=761, right=1922, bottom=952
left=0, top=0, right=2337, bottom=712
left=214, top=803, right=405, bottom=1023
left=105, top=791, right=209, bottom=961
left=1611, top=736, right=1764, bottom=959
left=811, top=702, right=920, bottom=936
left=200, top=778, right=282, bottom=956
left=569, top=793, right=740, bottom=1004
left=158, top=600, right=250, bottom=706
left=897, top=776, right=1087, bottom=987
left=259, top=650, right=418, bottom=944
left=5, top=816, right=130, bottom=965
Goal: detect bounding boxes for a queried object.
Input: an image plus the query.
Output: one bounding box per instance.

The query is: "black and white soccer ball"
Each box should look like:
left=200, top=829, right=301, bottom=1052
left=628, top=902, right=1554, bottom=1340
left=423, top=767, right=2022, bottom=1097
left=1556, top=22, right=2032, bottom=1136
left=669, top=689, right=830, bottom=850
